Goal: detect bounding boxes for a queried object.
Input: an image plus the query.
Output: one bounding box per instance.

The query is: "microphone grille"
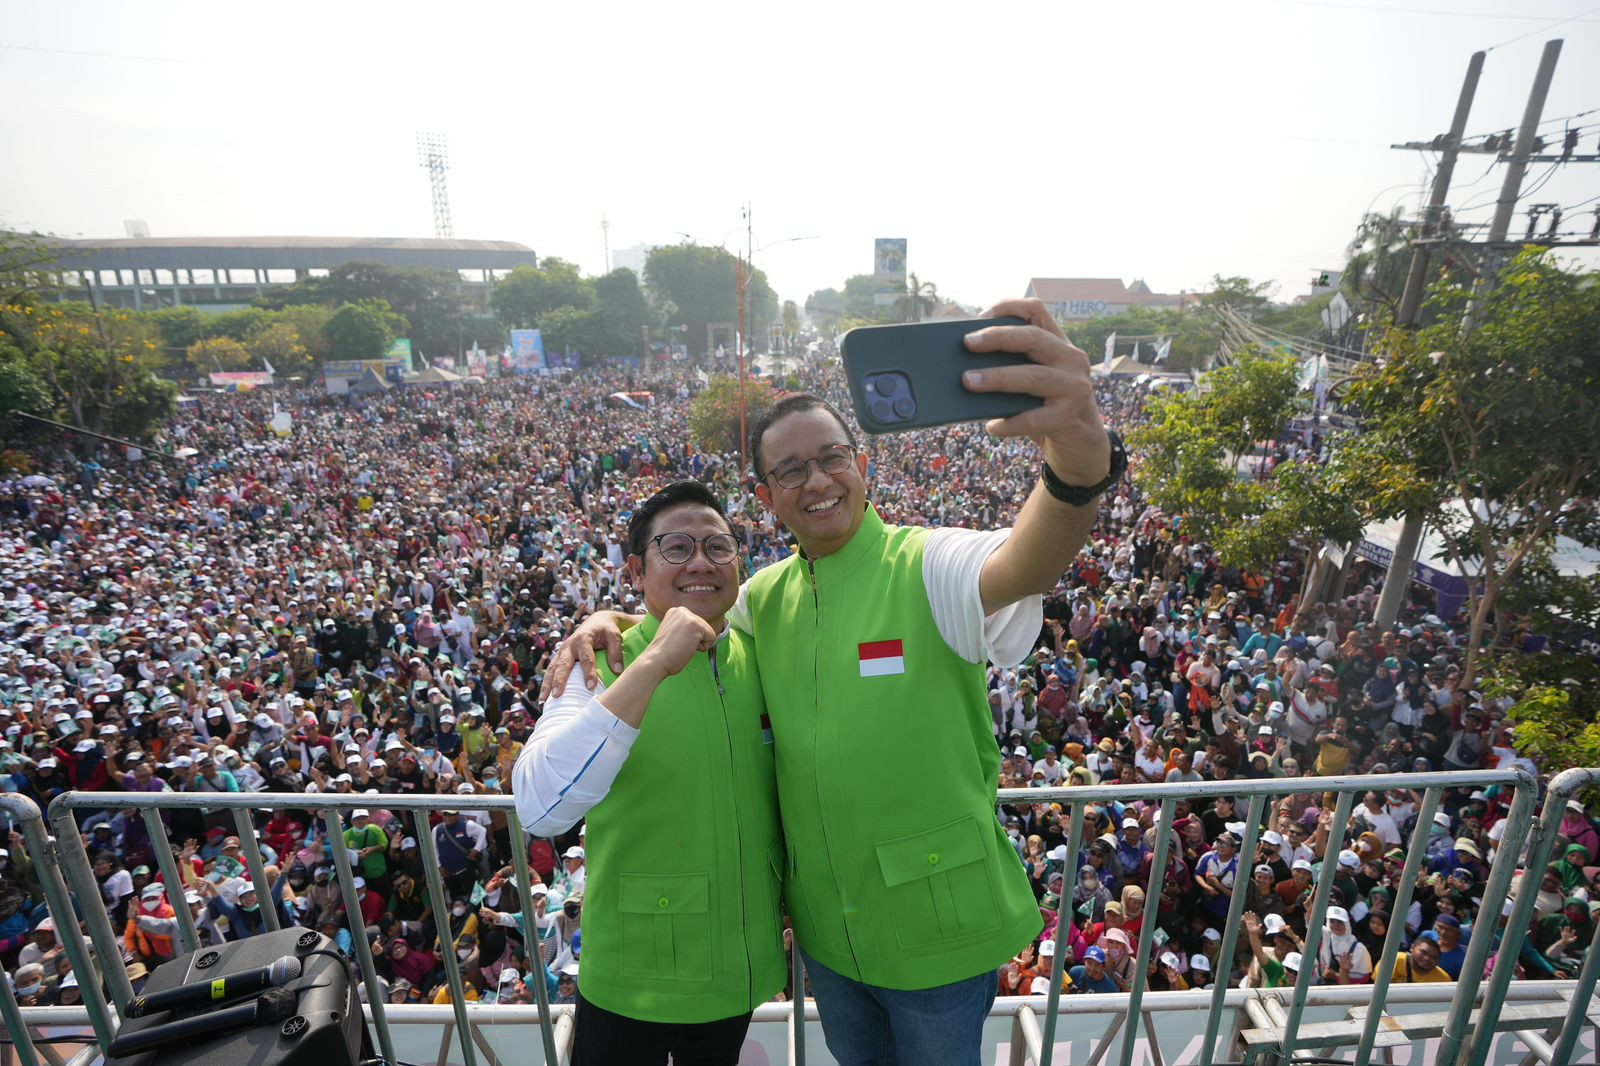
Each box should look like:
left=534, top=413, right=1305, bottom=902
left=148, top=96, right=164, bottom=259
left=268, top=956, right=305, bottom=985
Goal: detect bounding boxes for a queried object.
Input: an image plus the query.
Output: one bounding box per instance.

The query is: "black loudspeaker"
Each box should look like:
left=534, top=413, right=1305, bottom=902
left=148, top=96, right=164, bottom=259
left=106, top=928, right=368, bottom=1066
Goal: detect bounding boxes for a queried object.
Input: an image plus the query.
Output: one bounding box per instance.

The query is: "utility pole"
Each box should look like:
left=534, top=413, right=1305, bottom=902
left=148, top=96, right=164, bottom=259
left=601, top=214, right=611, bottom=273
left=1370, top=51, right=1484, bottom=630
left=737, top=202, right=751, bottom=474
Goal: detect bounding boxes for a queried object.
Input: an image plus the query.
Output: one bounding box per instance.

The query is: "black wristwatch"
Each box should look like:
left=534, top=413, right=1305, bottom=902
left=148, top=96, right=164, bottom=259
left=1040, top=429, right=1126, bottom=507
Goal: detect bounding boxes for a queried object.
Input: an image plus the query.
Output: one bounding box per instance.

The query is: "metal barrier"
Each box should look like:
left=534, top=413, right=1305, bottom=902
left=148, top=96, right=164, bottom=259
left=17, top=769, right=1596, bottom=1065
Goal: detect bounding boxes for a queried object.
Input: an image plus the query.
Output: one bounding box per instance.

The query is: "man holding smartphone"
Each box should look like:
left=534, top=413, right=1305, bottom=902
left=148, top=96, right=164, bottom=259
left=550, top=299, right=1118, bottom=1064
left=514, top=481, right=785, bottom=1066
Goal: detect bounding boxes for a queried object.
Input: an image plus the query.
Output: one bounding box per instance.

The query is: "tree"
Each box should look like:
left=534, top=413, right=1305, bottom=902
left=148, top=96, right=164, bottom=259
left=186, top=336, right=252, bottom=373
left=895, top=273, right=939, bottom=323
left=277, top=304, right=335, bottom=364
left=259, top=261, right=465, bottom=359
left=1333, top=250, right=1600, bottom=688
left=244, top=321, right=310, bottom=378
left=0, top=346, right=54, bottom=440
left=804, top=287, right=844, bottom=327
left=1483, top=650, right=1600, bottom=777
left=489, top=259, right=594, bottom=330
left=1128, top=346, right=1361, bottom=569
left=1200, top=275, right=1276, bottom=319
left=689, top=374, right=779, bottom=454
left=644, top=244, right=775, bottom=355
left=322, top=301, right=401, bottom=360
left=0, top=238, right=175, bottom=446
left=780, top=300, right=800, bottom=350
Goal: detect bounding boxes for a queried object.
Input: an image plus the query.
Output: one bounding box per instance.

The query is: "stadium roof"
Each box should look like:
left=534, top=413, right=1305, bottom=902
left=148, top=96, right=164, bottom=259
left=45, top=236, right=533, bottom=253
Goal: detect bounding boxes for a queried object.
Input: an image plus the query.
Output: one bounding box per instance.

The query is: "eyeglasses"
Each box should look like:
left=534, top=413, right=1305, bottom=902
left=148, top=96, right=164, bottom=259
left=651, top=532, right=739, bottom=566
left=764, top=445, right=856, bottom=489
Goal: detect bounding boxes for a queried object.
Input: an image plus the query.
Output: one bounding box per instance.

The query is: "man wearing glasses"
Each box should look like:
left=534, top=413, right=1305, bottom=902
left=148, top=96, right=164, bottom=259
left=515, top=481, right=784, bottom=1066
left=552, top=299, right=1119, bottom=1064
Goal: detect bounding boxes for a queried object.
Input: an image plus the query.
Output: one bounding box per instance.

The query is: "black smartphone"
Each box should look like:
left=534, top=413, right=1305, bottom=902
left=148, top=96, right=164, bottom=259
left=840, top=317, right=1043, bottom=434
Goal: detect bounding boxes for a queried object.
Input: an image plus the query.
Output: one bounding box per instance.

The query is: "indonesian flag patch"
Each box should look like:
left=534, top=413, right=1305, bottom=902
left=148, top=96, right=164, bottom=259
left=858, top=639, right=905, bottom=677
left=760, top=713, right=774, bottom=745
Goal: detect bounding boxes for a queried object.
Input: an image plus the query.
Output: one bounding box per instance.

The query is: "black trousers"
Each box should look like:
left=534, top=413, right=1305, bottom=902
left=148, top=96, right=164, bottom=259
left=571, top=990, right=753, bottom=1066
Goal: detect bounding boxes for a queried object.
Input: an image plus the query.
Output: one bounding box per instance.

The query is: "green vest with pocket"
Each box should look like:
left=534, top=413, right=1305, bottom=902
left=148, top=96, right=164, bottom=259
left=580, top=613, right=786, bottom=1022
left=746, top=504, right=1041, bottom=989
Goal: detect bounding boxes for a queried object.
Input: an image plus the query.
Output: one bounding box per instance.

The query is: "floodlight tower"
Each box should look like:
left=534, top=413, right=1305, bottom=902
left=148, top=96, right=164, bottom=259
left=416, top=131, right=455, bottom=239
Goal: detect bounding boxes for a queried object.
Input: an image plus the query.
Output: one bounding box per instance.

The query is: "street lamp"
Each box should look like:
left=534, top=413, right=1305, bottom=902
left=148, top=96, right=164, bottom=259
left=736, top=232, right=819, bottom=473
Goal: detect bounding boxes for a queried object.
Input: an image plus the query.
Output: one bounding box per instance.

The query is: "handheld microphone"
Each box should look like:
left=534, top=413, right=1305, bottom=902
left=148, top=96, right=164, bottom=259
left=125, top=955, right=303, bottom=1018
left=109, top=986, right=299, bottom=1056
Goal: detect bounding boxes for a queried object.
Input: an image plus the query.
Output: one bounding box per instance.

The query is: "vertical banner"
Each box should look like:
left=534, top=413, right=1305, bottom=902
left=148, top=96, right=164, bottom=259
left=1104, top=332, right=1117, bottom=367
left=873, top=238, right=907, bottom=307
left=509, top=329, right=546, bottom=373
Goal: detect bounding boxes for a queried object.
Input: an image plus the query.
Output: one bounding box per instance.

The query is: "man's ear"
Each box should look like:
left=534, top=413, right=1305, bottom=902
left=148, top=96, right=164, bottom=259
left=624, top=555, right=644, bottom=586
left=754, top=482, right=773, bottom=511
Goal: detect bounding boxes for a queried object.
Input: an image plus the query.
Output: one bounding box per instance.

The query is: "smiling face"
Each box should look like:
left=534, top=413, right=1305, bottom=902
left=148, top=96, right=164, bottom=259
left=625, top=503, right=738, bottom=629
left=754, top=408, right=869, bottom=559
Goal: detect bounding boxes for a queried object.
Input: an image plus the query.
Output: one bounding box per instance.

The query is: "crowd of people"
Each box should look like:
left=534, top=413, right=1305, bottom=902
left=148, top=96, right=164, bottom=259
left=0, top=346, right=1593, bottom=1019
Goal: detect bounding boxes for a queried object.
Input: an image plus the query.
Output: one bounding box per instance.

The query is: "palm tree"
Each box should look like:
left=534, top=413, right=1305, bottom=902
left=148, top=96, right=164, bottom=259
left=896, top=273, right=939, bottom=323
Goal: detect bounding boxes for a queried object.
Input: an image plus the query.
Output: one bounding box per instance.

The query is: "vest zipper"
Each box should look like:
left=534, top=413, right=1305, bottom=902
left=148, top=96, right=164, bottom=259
left=707, top=645, right=754, bottom=1006
left=808, top=558, right=863, bottom=977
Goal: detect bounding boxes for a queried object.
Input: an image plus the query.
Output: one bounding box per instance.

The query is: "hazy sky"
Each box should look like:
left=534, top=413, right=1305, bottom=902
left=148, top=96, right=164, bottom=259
left=3, top=1, right=1597, bottom=311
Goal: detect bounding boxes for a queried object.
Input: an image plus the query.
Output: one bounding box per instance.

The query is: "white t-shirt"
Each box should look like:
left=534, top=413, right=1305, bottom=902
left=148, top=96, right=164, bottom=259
left=514, top=526, right=1041, bottom=837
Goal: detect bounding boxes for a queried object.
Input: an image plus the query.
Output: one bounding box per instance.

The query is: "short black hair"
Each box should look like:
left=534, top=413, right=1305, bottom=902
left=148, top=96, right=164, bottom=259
left=746, top=393, right=855, bottom=480
left=626, top=480, right=732, bottom=564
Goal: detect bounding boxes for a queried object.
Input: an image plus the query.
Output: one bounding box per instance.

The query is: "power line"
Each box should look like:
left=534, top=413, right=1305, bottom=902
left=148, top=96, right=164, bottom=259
left=0, top=41, right=187, bottom=64
left=1282, top=0, right=1599, bottom=20
left=1485, top=3, right=1600, bottom=49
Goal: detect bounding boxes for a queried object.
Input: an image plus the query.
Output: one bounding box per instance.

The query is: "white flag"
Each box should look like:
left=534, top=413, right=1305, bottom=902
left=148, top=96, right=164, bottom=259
left=1154, top=338, right=1172, bottom=364
left=1129, top=341, right=1140, bottom=363
left=261, top=357, right=276, bottom=380
left=1103, top=332, right=1117, bottom=366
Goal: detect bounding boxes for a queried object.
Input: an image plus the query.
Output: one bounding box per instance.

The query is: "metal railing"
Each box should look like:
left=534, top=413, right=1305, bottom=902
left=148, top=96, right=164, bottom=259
left=3, top=769, right=1591, bottom=1065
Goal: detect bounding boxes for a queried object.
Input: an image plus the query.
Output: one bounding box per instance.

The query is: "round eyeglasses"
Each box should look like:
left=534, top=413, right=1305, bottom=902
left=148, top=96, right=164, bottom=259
left=764, top=445, right=856, bottom=490
left=651, top=532, right=739, bottom=565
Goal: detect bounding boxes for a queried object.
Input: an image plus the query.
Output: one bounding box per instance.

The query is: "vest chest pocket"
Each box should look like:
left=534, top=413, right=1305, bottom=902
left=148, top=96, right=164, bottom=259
left=618, top=872, right=713, bottom=982
left=874, top=815, right=1001, bottom=950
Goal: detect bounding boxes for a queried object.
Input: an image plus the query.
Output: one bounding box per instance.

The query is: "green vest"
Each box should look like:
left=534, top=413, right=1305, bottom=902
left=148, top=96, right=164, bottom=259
left=580, top=613, right=785, bottom=1023
left=746, top=504, right=1041, bottom=989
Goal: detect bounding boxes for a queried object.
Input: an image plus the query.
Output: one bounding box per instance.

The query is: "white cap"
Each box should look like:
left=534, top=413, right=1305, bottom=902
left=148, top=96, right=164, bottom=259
left=1159, top=951, right=1182, bottom=969
left=140, top=883, right=165, bottom=899
left=351, top=809, right=369, bottom=819
left=1029, top=976, right=1051, bottom=995
left=353, top=876, right=366, bottom=888
left=1292, top=858, right=1313, bottom=872
left=563, top=846, right=585, bottom=859
left=1284, top=951, right=1303, bottom=971
left=529, top=884, right=549, bottom=896
left=401, top=836, right=418, bottom=849
left=1122, top=818, right=1141, bottom=830
left=1263, top=914, right=1288, bottom=935
left=1190, top=953, right=1211, bottom=972
left=1261, top=830, right=1283, bottom=846
left=1038, top=939, right=1055, bottom=957
left=558, top=962, right=579, bottom=977
left=1326, top=906, right=1350, bottom=924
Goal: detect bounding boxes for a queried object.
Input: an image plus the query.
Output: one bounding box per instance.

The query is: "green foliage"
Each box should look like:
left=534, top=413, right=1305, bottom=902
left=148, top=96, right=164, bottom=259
left=322, top=301, right=400, bottom=360
left=1335, top=250, right=1600, bottom=685
left=1128, top=346, right=1360, bottom=569
left=148, top=306, right=209, bottom=353
left=186, top=336, right=252, bottom=373
left=1199, top=275, right=1276, bottom=318
left=258, top=261, right=457, bottom=358
left=895, top=273, right=939, bottom=322
left=0, top=344, right=54, bottom=439
left=276, top=305, right=334, bottom=364
left=244, top=321, right=310, bottom=377
left=644, top=244, right=775, bottom=355
left=1484, top=650, right=1600, bottom=776
left=1342, top=209, right=1416, bottom=324
left=689, top=374, right=779, bottom=454
left=489, top=259, right=594, bottom=331
left=1061, top=304, right=1221, bottom=375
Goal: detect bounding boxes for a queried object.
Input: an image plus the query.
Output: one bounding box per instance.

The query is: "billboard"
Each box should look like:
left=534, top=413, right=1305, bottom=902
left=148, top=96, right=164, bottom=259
left=873, top=238, right=907, bottom=281
left=209, top=371, right=274, bottom=391
left=386, top=338, right=415, bottom=373
left=873, top=238, right=907, bottom=307
left=510, top=329, right=546, bottom=373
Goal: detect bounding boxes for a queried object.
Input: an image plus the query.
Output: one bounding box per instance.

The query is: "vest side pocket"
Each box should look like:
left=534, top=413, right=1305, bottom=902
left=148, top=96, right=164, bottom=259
left=874, top=815, right=1002, bottom=950
left=617, top=872, right=713, bottom=982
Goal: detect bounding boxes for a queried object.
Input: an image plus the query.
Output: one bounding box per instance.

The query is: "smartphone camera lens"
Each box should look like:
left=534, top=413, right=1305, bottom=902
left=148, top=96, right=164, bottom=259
left=869, top=398, right=892, bottom=422
left=874, top=376, right=898, bottom=397
left=892, top=395, right=915, bottom=419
